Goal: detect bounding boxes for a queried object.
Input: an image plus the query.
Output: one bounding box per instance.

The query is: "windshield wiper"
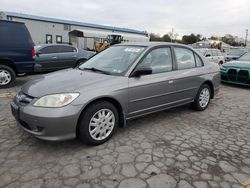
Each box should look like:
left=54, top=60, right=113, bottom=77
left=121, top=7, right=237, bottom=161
left=80, top=67, right=110, bottom=75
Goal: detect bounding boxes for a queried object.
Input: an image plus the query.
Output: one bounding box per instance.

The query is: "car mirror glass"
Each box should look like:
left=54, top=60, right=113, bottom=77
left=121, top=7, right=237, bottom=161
left=133, top=67, right=152, bottom=77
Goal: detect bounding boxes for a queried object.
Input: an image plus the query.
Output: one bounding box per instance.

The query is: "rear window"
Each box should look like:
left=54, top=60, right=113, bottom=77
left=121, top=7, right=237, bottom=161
left=0, top=21, right=34, bottom=47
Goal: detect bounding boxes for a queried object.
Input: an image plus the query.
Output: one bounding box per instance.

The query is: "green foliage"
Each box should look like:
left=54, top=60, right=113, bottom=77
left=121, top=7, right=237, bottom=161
left=221, top=35, right=245, bottom=46
left=150, top=33, right=172, bottom=42
left=182, top=33, right=202, bottom=44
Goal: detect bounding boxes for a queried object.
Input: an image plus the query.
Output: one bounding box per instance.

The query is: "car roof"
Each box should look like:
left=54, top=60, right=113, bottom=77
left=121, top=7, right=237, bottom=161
left=35, top=44, right=73, bottom=48
left=116, top=42, right=194, bottom=49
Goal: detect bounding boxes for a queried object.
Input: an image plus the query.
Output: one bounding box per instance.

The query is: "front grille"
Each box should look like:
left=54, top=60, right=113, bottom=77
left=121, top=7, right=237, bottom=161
left=15, top=91, right=34, bottom=105
left=238, top=70, right=249, bottom=83
left=221, top=75, right=228, bottom=81
left=227, top=69, right=237, bottom=81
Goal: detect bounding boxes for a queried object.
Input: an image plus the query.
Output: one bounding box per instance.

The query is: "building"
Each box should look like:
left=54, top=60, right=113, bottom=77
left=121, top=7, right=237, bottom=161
left=0, top=11, right=149, bottom=50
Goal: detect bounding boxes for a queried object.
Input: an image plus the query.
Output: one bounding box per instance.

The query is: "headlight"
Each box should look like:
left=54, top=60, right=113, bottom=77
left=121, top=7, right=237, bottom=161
left=33, top=93, right=79, bottom=107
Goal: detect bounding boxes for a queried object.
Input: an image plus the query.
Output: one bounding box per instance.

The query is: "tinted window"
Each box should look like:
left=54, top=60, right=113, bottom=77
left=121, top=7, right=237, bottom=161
left=58, top=46, right=76, bottom=53
left=195, top=54, right=203, bottom=67
left=174, top=47, right=196, bottom=70
left=40, top=46, right=58, bottom=54
left=211, top=50, right=218, bottom=56
left=139, top=47, right=172, bottom=74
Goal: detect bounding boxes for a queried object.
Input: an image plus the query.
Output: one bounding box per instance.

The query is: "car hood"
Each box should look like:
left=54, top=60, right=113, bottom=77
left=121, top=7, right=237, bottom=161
left=22, top=68, right=118, bottom=97
left=223, top=61, right=250, bottom=69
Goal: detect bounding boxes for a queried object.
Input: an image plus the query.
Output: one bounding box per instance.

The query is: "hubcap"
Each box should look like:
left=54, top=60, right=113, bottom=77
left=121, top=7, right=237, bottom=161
left=199, top=88, right=210, bottom=108
left=0, top=69, right=11, bottom=86
left=89, top=109, right=115, bottom=141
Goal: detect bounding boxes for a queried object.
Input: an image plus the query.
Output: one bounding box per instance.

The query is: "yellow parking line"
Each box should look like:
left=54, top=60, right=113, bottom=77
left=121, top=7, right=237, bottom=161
left=0, top=92, right=16, bottom=98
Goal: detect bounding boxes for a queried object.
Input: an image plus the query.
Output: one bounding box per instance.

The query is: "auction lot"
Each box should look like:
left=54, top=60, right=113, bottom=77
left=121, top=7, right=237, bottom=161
left=0, top=74, right=250, bottom=188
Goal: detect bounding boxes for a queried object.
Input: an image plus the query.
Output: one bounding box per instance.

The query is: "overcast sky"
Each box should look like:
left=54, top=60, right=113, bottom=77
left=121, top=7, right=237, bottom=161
left=1, top=0, right=250, bottom=38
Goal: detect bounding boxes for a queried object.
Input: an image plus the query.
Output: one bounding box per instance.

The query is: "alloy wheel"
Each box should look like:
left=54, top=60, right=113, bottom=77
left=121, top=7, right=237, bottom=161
left=199, top=88, right=210, bottom=108
left=89, top=109, right=115, bottom=141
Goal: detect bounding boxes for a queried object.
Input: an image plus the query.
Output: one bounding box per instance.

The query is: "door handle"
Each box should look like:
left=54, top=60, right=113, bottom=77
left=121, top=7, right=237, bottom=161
left=168, top=80, right=174, bottom=84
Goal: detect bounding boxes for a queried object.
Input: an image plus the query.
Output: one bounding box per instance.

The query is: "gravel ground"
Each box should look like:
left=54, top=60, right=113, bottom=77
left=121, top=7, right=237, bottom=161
left=0, top=75, right=250, bottom=188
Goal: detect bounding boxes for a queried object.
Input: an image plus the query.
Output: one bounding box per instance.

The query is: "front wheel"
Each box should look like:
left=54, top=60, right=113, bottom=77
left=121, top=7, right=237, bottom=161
left=77, top=101, right=119, bottom=145
left=0, top=65, right=16, bottom=88
left=192, top=84, right=211, bottom=111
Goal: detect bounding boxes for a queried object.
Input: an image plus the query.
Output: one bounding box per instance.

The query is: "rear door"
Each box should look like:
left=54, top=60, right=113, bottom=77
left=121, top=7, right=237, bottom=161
left=56, top=45, right=78, bottom=69
left=35, top=45, right=60, bottom=72
left=171, top=47, right=204, bottom=100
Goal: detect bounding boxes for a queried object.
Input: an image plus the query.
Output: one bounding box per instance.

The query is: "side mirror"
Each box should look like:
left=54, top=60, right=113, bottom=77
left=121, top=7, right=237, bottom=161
left=132, top=67, right=152, bottom=77
left=205, top=54, right=211, bottom=57
left=36, top=51, right=42, bottom=57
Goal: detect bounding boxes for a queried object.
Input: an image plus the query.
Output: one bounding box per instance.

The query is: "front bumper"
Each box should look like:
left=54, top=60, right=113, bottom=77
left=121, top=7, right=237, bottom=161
left=221, top=69, right=250, bottom=86
left=10, top=100, right=83, bottom=141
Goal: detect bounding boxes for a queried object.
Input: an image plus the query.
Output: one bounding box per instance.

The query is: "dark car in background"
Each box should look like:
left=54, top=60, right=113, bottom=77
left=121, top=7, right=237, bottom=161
left=34, top=44, right=96, bottom=72
left=0, top=20, right=35, bottom=88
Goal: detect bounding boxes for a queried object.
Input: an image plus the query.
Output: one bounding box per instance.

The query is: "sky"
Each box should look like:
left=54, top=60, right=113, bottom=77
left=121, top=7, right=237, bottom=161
left=1, top=0, right=250, bottom=39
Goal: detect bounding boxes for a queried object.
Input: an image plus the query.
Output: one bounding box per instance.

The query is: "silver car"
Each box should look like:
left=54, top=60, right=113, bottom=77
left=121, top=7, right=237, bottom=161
left=10, top=42, right=220, bottom=145
left=197, top=48, right=225, bottom=65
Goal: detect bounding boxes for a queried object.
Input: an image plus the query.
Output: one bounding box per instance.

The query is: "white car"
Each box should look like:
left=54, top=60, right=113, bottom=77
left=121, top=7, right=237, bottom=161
left=197, top=48, right=225, bottom=65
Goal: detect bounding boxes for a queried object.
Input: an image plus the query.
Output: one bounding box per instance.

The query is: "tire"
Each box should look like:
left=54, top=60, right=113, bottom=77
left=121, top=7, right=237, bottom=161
left=0, top=65, right=16, bottom=88
left=219, top=61, right=223, bottom=65
left=192, top=84, right=211, bottom=111
left=78, top=101, right=119, bottom=145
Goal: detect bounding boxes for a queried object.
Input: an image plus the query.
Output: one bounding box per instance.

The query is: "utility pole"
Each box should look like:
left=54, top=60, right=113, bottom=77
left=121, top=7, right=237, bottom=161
left=245, top=29, right=248, bottom=46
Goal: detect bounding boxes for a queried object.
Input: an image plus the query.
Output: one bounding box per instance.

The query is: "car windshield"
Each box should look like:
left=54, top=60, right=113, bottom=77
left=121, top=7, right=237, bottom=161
left=227, top=49, right=245, bottom=56
left=79, top=46, right=145, bottom=75
left=238, top=52, right=250, bottom=61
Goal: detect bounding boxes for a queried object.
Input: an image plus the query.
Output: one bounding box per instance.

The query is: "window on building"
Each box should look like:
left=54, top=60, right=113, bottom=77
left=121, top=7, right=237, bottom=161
left=174, top=47, right=196, bottom=70
left=46, top=34, right=53, bottom=44
left=7, top=16, right=13, bottom=21
left=64, top=24, right=71, bottom=31
left=56, top=35, right=62, bottom=43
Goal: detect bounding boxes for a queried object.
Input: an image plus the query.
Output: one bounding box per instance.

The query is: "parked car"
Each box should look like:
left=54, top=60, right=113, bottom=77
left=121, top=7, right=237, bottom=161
left=223, top=49, right=247, bottom=62
left=0, top=20, right=35, bottom=88
left=197, top=48, right=225, bottom=65
left=221, top=52, right=250, bottom=86
left=11, top=42, right=220, bottom=145
left=34, top=44, right=95, bottom=72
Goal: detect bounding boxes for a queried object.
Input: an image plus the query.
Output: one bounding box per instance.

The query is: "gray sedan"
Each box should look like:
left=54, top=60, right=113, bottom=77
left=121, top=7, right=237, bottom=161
left=34, top=44, right=95, bottom=72
left=11, top=42, right=220, bottom=145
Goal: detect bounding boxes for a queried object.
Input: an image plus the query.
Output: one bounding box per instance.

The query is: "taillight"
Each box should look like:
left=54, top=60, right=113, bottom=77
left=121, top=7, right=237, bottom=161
left=32, top=47, right=36, bottom=59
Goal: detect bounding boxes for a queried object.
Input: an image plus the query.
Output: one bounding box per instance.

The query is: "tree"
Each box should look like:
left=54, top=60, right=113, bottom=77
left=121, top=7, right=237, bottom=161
left=162, top=34, right=171, bottom=42
left=149, top=33, right=162, bottom=41
left=221, top=35, right=245, bottom=46
left=182, top=33, right=202, bottom=44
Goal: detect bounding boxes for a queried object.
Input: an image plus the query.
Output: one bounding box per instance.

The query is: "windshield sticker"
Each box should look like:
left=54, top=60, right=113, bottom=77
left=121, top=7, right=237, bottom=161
left=124, top=48, right=142, bottom=53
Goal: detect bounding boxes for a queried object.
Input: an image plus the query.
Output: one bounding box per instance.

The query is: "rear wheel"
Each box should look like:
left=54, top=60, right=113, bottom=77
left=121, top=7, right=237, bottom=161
left=0, top=65, right=15, bottom=88
left=77, top=101, right=118, bottom=145
left=192, top=84, right=211, bottom=111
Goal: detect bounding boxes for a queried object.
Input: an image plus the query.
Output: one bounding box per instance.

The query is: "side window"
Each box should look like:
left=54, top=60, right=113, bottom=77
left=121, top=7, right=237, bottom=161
left=58, top=46, right=77, bottom=53
left=139, top=47, right=173, bottom=74
left=212, top=50, right=218, bottom=56
left=40, top=46, right=58, bottom=54
left=195, top=54, right=203, bottom=67
left=174, top=47, right=196, bottom=70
